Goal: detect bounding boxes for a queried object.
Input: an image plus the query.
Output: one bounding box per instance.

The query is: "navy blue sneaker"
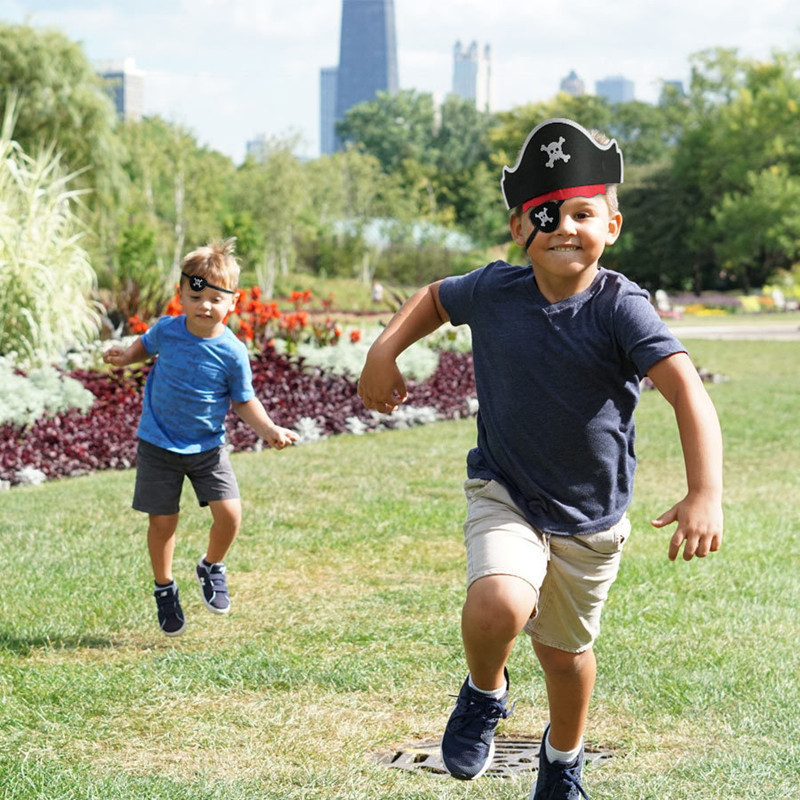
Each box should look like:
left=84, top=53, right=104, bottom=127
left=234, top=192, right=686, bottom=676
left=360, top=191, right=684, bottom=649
left=195, top=557, right=230, bottom=614
left=440, top=669, right=512, bottom=780
left=154, top=581, right=186, bottom=637
left=530, top=725, right=590, bottom=800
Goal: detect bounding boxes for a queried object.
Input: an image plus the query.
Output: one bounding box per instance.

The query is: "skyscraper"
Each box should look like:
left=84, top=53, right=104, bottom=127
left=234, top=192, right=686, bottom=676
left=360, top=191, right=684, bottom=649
left=559, top=70, right=586, bottom=97
left=319, top=67, right=338, bottom=156
left=452, top=41, right=493, bottom=112
left=320, top=0, right=399, bottom=154
left=595, top=75, right=635, bottom=104
left=97, top=58, right=144, bottom=122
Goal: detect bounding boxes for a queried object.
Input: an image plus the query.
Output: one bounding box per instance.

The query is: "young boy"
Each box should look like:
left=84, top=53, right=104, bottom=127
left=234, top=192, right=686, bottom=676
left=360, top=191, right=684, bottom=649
left=104, top=239, right=298, bottom=636
left=357, top=119, right=723, bottom=799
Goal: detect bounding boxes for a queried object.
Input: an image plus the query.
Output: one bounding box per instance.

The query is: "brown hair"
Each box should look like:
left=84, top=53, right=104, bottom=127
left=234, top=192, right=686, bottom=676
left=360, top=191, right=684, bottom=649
left=179, top=238, right=240, bottom=291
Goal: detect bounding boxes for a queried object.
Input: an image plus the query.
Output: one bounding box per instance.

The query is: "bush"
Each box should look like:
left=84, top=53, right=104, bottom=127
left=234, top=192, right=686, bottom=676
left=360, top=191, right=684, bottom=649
left=0, top=358, right=95, bottom=427
left=0, top=101, right=100, bottom=366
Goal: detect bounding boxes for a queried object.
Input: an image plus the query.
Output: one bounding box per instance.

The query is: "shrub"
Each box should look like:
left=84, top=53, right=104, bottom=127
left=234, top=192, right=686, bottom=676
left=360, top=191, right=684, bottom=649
left=0, top=100, right=100, bottom=366
left=0, top=357, right=95, bottom=427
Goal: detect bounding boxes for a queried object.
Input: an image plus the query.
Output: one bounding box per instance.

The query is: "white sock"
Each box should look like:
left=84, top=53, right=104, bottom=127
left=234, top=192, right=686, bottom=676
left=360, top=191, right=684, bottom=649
left=468, top=674, right=507, bottom=699
left=545, top=728, right=583, bottom=764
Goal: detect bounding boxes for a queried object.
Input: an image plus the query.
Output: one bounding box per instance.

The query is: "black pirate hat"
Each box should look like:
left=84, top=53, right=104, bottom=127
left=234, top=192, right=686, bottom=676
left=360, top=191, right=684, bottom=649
left=501, top=118, right=623, bottom=211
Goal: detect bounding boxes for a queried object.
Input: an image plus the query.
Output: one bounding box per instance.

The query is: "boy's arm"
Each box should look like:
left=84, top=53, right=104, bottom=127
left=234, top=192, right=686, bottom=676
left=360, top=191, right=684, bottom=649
left=647, top=352, right=724, bottom=561
left=232, top=397, right=298, bottom=450
left=358, top=281, right=449, bottom=413
left=102, top=337, right=150, bottom=368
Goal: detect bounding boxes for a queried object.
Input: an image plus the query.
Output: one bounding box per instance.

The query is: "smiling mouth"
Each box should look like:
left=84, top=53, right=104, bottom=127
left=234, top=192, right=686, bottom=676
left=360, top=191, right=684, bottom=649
left=551, top=245, right=579, bottom=251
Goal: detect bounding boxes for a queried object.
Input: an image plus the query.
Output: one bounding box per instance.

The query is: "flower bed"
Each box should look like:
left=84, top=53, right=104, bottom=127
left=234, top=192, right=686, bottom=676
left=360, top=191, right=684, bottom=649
left=0, top=345, right=476, bottom=488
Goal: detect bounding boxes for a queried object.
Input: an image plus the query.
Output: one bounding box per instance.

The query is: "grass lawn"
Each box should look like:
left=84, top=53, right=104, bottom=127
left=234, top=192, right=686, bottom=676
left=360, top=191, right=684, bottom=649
left=1, top=339, right=798, bottom=799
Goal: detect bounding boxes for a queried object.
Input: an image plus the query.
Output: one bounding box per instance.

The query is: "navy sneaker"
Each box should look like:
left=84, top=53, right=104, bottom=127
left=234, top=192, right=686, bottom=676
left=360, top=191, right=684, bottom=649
left=440, top=669, right=512, bottom=780
left=530, top=725, right=590, bottom=800
left=154, top=581, right=186, bottom=637
left=195, top=557, right=230, bottom=614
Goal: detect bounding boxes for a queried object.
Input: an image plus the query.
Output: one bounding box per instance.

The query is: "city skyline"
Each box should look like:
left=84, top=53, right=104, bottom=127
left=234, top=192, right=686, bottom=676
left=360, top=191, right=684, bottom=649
left=0, top=0, right=798, bottom=163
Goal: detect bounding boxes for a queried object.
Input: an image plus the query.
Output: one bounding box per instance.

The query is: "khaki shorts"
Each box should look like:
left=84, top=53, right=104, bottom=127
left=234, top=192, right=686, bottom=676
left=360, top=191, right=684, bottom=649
left=463, top=478, right=629, bottom=653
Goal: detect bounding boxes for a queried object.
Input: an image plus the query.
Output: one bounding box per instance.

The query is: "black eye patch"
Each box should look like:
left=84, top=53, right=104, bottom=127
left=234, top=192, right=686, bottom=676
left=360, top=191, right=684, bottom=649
left=182, top=272, right=235, bottom=294
left=525, top=200, right=563, bottom=250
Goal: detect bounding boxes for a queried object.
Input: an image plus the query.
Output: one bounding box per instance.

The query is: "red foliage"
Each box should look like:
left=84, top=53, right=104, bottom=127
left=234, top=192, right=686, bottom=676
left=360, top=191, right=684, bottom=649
left=0, top=347, right=475, bottom=486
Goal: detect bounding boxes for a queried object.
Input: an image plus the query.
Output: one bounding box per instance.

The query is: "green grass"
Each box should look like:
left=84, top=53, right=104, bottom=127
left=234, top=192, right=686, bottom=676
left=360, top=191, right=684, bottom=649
left=1, top=339, right=799, bottom=799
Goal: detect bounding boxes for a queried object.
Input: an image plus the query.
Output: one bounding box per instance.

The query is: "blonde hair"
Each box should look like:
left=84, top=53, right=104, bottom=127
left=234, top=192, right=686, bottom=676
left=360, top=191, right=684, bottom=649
left=180, top=237, right=240, bottom=291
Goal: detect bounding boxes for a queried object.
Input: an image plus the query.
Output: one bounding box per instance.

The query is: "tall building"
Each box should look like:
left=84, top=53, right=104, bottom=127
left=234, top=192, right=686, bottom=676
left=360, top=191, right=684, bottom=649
left=452, top=41, right=493, bottom=112
left=321, top=0, right=399, bottom=154
left=595, top=75, right=635, bottom=104
left=97, top=58, right=144, bottom=122
left=245, top=133, right=269, bottom=161
left=319, top=67, right=338, bottom=156
left=559, top=70, right=585, bottom=97
left=660, top=80, right=686, bottom=103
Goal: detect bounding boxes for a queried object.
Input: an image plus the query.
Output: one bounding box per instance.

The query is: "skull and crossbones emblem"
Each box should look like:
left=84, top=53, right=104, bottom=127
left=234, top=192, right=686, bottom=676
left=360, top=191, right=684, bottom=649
left=540, top=136, right=571, bottom=169
left=533, top=206, right=554, bottom=228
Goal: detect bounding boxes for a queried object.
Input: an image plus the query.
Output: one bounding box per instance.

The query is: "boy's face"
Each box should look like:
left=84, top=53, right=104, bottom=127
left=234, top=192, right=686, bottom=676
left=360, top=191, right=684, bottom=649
left=510, top=194, right=622, bottom=298
left=180, top=281, right=238, bottom=338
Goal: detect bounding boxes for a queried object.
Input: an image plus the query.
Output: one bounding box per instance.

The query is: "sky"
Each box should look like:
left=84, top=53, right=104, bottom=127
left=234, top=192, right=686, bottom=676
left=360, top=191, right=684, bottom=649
left=2, top=0, right=799, bottom=164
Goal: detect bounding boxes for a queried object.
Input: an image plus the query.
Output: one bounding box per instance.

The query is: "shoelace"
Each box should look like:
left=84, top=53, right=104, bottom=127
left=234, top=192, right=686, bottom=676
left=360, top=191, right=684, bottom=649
left=553, top=762, right=591, bottom=800
left=449, top=693, right=514, bottom=738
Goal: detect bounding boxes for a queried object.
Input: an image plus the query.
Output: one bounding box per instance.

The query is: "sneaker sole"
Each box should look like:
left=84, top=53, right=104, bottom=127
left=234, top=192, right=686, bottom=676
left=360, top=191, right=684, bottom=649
left=161, top=619, right=187, bottom=637
left=441, top=738, right=496, bottom=781
left=196, top=573, right=231, bottom=615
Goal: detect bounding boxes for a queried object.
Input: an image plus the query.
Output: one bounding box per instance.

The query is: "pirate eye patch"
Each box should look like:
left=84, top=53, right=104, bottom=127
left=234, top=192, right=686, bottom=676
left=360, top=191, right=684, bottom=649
left=182, top=272, right=235, bottom=294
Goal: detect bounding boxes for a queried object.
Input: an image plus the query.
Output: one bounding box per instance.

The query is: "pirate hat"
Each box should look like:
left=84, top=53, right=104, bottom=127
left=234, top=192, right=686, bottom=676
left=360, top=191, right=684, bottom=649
left=500, top=118, right=623, bottom=211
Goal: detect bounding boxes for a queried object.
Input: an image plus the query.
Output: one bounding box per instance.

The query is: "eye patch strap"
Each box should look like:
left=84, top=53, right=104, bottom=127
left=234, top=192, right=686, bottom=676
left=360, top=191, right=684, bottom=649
left=182, top=272, right=235, bottom=294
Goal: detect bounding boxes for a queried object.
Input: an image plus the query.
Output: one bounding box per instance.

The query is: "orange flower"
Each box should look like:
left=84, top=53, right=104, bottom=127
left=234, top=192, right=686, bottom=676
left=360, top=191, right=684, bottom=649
left=290, top=289, right=313, bottom=308
left=349, top=330, right=361, bottom=343
left=128, top=314, right=149, bottom=334
left=165, top=290, right=183, bottom=317
left=237, top=320, right=255, bottom=341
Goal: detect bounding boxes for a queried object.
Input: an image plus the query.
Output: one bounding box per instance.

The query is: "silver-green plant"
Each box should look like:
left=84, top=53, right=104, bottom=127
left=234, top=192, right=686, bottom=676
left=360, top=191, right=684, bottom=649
left=0, top=357, right=95, bottom=427
left=0, top=95, right=100, bottom=367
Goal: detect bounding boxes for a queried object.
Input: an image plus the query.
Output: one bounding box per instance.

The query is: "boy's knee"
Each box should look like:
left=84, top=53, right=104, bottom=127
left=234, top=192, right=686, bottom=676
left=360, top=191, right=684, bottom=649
left=533, top=641, right=595, bottom=676
left=464, top=574, right=537, bottom=635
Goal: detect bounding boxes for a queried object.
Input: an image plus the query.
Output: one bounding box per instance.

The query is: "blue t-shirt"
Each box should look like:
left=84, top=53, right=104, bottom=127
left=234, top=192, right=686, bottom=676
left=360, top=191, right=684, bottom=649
left=439, top=262, right=686, bottom=535
left=137, top=315, right=255, bottom=454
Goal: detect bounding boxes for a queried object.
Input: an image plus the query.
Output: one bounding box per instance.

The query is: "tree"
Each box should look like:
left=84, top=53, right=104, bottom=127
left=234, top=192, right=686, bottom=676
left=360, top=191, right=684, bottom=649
left=231, top=137, right=305, bottom=295
left=0, top=23, right=119, bottom=183
left=671, top=47, right=800, bottom=290
left=0, top=23, right=124, bottom=276
left=336, top=89, right=438, bottom=174
left=114, top=117, right=235, bottom=318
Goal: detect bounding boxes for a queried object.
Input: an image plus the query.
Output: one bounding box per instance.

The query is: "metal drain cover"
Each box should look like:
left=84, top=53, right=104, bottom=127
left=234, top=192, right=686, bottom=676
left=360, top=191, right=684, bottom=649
left=376, top=737, right=614, bottom=778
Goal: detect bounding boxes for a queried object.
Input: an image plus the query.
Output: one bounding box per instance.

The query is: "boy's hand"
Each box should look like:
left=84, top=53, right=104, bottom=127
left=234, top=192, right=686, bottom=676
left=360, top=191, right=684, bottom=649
left=651, top=493, right=723, bottom=561
left=357, top=357, right=408, bottom=414
left=102, top=346, right=128, bottom=367
left=264, top=425, right=299, bottom=450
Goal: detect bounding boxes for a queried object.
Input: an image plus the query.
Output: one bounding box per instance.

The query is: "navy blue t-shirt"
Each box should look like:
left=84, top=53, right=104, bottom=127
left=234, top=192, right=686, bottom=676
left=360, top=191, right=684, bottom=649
left=439, top=262, right=685, bottom=535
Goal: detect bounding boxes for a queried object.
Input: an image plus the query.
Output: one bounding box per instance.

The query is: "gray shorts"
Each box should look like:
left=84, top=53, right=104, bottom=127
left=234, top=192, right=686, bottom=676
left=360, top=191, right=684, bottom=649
left=133, top=439, right=240, bottom=515
left=462, top=478, right=629, bottom=653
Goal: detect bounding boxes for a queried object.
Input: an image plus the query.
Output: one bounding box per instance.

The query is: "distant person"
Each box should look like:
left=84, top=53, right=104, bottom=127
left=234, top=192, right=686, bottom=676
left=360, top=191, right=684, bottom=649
left=103, top=239, right=298, bottom=636
left=371, top=280, right=384, bottom=304
left=358, top=119, right=723, bottom=799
